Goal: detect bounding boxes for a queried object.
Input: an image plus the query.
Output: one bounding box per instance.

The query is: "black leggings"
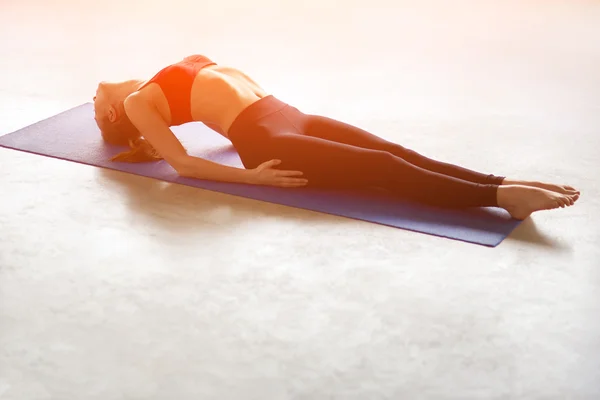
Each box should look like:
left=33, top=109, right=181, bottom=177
left=227, top=96, right=504, bottom=208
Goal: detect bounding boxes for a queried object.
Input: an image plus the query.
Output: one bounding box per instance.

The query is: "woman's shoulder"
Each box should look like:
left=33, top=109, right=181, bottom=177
left=182, top=54, right=215, bottom=64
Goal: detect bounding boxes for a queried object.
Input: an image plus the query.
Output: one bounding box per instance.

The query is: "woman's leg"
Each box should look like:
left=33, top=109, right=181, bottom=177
left=297, top=113, right=584, bottom=200
left=230, top=100, right=577, bottom=217
left=263, top=132, right=499, bottom=208
left=297, top=113, right=505, bottom=185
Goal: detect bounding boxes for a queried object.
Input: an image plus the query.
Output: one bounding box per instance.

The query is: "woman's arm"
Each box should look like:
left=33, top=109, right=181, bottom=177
left=125, top=94, right=253, bottom=183
left=178, top=156, right=254, bottom=183
left=124, top=94, right=308, bottom=188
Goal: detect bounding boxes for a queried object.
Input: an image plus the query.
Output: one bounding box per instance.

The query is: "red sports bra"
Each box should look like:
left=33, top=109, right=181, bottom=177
left=139, top=55, right=216, bottom=126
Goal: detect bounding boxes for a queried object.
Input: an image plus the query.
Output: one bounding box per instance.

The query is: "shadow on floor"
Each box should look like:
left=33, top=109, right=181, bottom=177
left=96, top=168, right=350, bottom=233
left=99, top=168, right=562, bottom=248
left=507, top=217, right=572, bottom=251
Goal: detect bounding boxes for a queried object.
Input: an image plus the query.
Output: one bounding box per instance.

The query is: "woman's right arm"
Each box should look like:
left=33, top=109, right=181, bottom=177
left=179, top=157, right=308, bottom=188
left=124, top=94, right=308, bottom=188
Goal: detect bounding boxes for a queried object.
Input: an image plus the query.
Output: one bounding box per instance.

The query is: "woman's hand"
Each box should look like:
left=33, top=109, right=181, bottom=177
left=249, top=159, right=308, bottom=188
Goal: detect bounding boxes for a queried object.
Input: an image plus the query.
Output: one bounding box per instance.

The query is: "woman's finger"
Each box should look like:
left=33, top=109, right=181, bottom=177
left=279, top=176, right=308, bottom=183
left=259, top=159, right=281, bottom=170
left=278, top=177, right=308, bottom=185
left=278, top=181, right=308, bottom=187
left=275, top=170, right=304, bottom=177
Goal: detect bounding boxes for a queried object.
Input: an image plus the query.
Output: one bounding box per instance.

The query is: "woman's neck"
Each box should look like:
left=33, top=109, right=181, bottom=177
left=120, top=79, right=146, bottom=95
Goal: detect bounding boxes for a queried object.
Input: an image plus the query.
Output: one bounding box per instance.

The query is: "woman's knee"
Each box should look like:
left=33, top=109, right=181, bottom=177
left=373, top=149, right=398, bottom=164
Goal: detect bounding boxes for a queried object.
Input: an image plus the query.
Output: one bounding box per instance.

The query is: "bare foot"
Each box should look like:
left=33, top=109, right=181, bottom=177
left=502, top=179, right=580, bottom=195
left=497, top=185, right=579, bottom=220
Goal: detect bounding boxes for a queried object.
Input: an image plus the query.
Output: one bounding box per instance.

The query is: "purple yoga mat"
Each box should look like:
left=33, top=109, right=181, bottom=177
left=0, top=103, right=521, bottom=246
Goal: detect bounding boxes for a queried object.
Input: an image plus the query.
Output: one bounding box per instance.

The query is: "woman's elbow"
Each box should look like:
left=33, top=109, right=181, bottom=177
left=170, top=155, right=193, bottom=177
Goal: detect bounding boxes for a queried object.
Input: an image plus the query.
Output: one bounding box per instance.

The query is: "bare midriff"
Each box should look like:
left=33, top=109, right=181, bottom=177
left=143, top=65, right=268, bottom=139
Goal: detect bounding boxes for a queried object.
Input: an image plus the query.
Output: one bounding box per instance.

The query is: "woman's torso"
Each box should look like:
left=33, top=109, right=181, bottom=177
left=137, top=57, right=269, bottom=138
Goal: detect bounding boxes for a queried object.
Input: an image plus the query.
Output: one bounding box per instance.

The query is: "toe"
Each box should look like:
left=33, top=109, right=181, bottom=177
left=566, top=185, right=580, bottom=194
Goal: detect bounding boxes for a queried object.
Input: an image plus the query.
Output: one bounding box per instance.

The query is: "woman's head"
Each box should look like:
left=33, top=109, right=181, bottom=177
left=93, top=81, right=162, bottom=163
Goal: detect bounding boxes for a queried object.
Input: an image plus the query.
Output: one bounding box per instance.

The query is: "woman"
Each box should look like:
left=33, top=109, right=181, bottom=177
left=94, top=54, right=579, bottom=220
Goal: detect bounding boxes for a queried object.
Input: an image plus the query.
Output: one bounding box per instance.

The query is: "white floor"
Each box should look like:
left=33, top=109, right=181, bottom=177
left=1, top=0, right=599, bottom=399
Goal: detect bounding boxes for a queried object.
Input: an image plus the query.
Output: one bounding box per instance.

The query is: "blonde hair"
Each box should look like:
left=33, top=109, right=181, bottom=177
left=97, top=102, right=162, bottom=163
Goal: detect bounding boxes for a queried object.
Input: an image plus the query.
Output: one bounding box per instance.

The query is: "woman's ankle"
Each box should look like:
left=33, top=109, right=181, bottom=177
left=501, top=178, right=529, bottom=186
